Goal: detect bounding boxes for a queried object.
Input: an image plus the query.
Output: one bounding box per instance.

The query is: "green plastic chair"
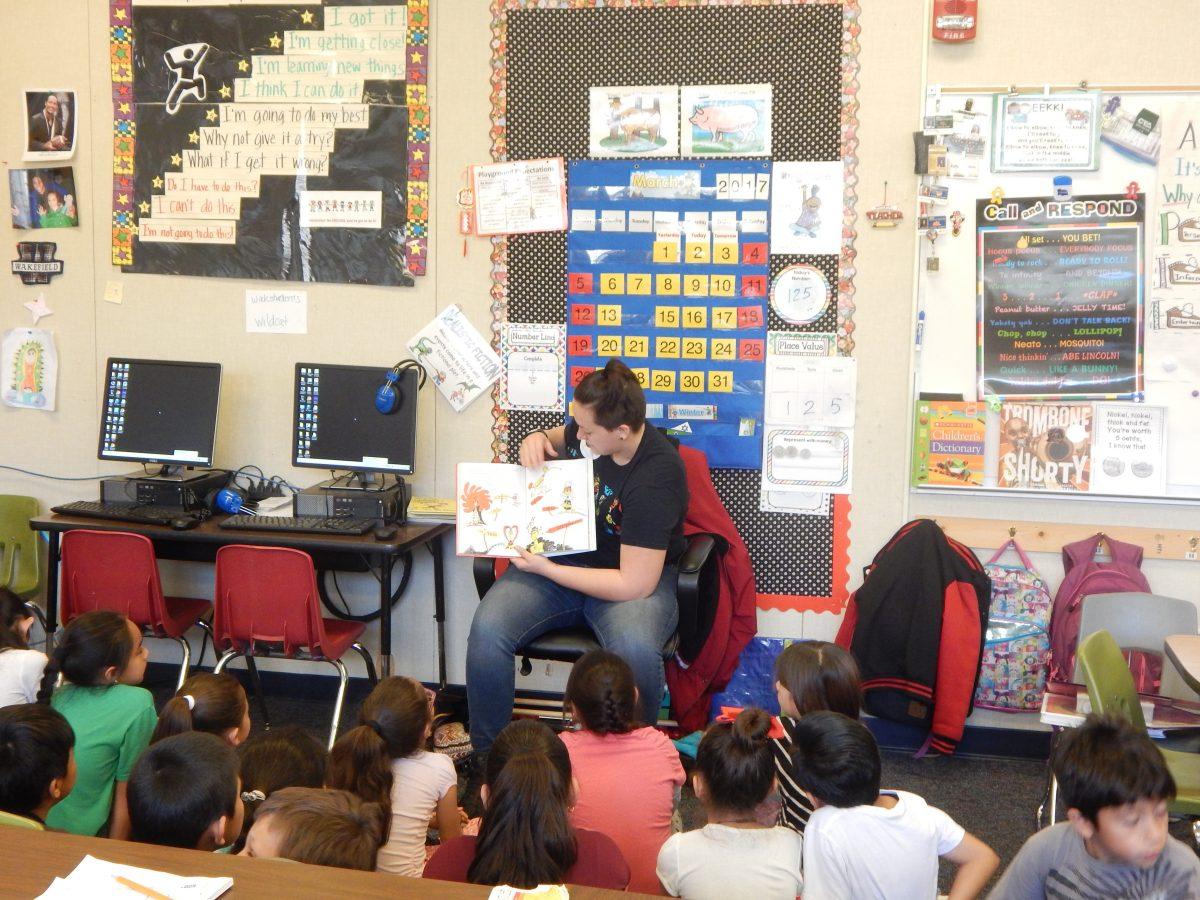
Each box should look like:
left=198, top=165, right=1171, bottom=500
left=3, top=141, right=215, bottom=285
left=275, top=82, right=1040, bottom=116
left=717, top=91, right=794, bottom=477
left=1077, top=629, right=1200, bottom=818
left=0, top=495, right=43, bottom=601
left=0, top=810, right=43, bottom=830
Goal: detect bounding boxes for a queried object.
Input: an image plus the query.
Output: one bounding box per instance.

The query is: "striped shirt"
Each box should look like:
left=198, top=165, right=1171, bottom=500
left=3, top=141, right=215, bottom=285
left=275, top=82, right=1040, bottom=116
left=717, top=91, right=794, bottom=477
left=771, top=716, right=815, bottom=833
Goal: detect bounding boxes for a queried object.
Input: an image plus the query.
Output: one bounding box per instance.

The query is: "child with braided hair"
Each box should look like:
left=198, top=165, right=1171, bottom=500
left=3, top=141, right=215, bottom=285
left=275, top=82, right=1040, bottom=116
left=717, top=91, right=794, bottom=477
left=561, top=649, right=685, bottom=894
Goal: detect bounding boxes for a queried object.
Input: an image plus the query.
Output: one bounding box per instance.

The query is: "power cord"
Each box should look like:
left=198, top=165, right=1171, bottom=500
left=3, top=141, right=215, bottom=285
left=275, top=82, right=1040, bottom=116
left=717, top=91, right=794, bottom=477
left=318, top=552, right=414, bottom=622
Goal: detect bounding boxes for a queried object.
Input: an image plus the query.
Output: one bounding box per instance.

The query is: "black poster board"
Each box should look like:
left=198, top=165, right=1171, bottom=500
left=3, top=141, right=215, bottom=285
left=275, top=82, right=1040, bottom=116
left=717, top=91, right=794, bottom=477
left=977, top=194, right=1144, bottom=398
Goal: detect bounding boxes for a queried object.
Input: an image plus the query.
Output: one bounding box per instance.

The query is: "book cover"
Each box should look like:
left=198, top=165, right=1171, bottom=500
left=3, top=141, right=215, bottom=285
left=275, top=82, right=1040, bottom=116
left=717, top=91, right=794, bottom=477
left=456, top=458, right=595, bottom=558
left=911, top=400, right=986, bottom=488
left=997, top=402, right=1093, bottom=491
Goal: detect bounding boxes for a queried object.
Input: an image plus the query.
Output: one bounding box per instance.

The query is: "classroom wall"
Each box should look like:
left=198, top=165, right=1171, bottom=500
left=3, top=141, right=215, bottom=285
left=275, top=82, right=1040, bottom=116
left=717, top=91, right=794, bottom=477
left=0, top=1, right=1194, bottom=689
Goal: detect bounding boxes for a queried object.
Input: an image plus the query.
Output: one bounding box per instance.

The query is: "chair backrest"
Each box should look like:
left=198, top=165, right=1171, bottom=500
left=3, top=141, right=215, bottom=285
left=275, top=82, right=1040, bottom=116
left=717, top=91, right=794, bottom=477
left=214, top=545, right=330, bottom=658
left=0, top=495, right=42, bottom=599
left=0, top=810, right=43, bottom=831
left=60, top=530, right=166, bottom=630
left=1076, top=629, right=1148, bottom=730
left=1073, top=592, right=1198, bottom=681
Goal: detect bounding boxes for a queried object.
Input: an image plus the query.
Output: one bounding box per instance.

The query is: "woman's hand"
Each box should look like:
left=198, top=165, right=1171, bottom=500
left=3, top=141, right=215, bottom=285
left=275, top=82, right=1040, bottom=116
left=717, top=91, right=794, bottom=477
left=519, top=430, right=559, bottom=469
left=511, top=546, right=554, bottom=577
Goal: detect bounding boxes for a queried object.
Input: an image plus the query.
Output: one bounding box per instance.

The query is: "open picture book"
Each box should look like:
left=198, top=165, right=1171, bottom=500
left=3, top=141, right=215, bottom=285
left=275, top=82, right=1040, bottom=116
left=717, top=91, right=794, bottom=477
left=457, top=458, right=595, bottom=558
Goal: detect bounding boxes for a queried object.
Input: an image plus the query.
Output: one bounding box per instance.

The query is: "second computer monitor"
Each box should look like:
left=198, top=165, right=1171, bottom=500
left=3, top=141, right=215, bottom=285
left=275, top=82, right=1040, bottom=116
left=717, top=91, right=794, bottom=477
left=293, top=363, right=418, bottom=478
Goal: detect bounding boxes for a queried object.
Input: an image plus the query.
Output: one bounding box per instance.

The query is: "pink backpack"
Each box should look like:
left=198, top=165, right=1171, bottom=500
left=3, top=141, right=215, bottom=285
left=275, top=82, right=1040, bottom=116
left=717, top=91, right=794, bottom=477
left=1048, top=534, right=1151, bottom=683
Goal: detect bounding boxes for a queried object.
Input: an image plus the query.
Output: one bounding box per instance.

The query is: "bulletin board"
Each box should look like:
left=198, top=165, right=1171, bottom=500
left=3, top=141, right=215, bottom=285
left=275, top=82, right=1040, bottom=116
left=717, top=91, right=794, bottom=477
left=487, top=0, right=861, bottom=613
left=108, top=0, right=429, bottom=285
left=913, top=90, right=1200, bottom=502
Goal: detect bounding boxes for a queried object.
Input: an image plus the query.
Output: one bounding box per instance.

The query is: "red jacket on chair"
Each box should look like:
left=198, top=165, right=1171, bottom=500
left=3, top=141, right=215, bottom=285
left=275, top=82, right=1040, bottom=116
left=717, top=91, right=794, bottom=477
left=666, top=446, right=758, bottom=733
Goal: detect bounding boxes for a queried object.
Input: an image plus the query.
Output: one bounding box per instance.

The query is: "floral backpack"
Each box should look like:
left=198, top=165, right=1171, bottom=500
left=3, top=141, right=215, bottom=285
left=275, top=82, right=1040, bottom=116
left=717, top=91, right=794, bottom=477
left=974, top=540, right=1053, bottom=711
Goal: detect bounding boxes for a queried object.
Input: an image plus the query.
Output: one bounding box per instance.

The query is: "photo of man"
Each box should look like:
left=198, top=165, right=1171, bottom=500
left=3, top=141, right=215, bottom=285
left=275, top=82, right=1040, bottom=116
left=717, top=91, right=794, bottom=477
left=24, top=91, right=76, bottom=160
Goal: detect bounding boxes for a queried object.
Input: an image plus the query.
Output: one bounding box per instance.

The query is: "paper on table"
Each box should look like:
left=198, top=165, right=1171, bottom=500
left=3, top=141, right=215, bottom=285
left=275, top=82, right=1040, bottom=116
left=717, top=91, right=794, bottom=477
left=37, top=855, right=232, bottom=900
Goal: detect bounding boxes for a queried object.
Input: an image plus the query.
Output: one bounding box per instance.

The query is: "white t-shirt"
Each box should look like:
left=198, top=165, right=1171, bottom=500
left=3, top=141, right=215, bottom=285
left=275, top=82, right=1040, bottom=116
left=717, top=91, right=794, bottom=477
left=375, top=749, right=456, bottom=877
left=0, top=648, right=47, bottom=707
left=802, top=790, right=965, bottom=900
left=656, top=823, right=803, bottom=900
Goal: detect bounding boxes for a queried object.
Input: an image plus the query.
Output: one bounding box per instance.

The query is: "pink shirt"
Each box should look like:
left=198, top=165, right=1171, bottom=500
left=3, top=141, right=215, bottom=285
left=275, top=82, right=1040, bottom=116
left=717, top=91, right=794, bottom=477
left=561, top=727, right=686, bottom=895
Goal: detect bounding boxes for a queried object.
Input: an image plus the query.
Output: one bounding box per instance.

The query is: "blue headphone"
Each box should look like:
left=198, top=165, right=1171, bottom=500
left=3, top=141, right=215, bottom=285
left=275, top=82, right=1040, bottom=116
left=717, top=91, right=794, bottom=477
left=375, top=360, right=426, bottom=414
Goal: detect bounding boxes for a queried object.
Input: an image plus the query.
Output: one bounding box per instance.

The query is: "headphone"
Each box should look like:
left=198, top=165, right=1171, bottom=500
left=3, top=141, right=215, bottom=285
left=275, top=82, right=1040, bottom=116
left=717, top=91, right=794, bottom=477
left=375, top=360, right=427, bottom=415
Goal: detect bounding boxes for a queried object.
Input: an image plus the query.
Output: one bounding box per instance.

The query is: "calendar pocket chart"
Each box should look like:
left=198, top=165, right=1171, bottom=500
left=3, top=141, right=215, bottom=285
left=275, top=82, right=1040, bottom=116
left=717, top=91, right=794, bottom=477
left=566, top=159, right=771, bottom=468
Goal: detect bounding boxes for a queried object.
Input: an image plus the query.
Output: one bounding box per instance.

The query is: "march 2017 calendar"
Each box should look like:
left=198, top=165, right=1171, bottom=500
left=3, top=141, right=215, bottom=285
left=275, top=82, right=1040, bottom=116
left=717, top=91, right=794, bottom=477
left=565, top=159, right=770, bottom=468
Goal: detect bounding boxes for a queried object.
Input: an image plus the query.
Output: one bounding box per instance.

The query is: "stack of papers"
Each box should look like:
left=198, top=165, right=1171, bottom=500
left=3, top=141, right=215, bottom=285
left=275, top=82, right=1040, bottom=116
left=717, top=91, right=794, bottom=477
left=39, top=855, right=232, bottom=900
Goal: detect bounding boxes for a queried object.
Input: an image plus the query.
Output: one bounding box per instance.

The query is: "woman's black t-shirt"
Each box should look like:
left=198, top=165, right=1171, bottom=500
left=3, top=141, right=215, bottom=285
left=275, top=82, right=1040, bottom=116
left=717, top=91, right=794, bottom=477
left=560, top=421, right=688, bottom=569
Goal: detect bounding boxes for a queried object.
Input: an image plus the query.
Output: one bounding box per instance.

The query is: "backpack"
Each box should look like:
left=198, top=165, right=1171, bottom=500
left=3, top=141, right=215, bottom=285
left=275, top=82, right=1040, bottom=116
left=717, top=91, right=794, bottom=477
left=974, top=540, right=1052, bottom=711
left=1048, top=533, right=1151, bottom=684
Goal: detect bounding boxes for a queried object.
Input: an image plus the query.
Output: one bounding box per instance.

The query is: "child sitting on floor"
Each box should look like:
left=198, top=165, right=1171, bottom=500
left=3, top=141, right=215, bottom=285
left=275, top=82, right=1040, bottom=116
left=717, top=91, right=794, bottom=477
left=234, top=724, right=327, bottom=853
left=770, top=640, right=861, bottom=834
left=656, top=707, right=802, bottom=900
left=327, top=676, right=461, bottom=875
left=990, top=713, right=1200, bottom=898
left=561, top=649, right=685, bottom=894
left=0, top=703, right=75, bottom=827
left=38, top=610, right=155, bottom=839
left=425, top=718, right=630, bottom=890
left=128, top=731, right=242, bottom=851
left=0, top=588, right=47, bottom=708
left=792, top=711, right=998, bottom=900
left=151, top=672, right=251, bottom=747
left=240, top=787, right=386, bottom=871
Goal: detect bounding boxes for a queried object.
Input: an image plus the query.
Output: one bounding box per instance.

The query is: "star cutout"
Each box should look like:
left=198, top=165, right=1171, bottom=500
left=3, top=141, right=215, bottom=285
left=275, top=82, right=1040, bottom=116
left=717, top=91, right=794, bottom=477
left=237, top=59, right=249, bottom=72
left=117, top=193, right=128, bottom=205
left=152, top=175, right=164, bottom=189
left=118, top=102, right=131, bottom=114
left=269, top=32, right=282, bottom=48
left=411, top=50, right=423, bottom=64
left=219, top=84, right=232, bottom=99
left=300, top=10, right=314, bottom=23
left=170, top=153, right=182, bottom=166
left=412, top=148, right=425, bottom=161
left=206, top=108, right=218, bottom=122
left=138, top=201, right=151, bottom=214
left=188, top=130, right=200, bottom=144
left=114, top=8, right=126, bottom=19
left=23, top=293, right=53, bottom=324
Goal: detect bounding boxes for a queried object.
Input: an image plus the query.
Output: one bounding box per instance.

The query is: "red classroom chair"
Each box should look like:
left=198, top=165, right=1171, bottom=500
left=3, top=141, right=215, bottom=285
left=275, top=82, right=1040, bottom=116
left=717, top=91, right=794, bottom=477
left=212, top=544, right=377, bottom=749
left=60, top=529, right=212, bottom=691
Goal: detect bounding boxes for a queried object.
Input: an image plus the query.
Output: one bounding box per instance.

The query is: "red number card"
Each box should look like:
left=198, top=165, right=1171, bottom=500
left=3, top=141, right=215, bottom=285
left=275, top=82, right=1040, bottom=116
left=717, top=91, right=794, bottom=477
left=737, top=306, right=764, bottom=329
left=570, top=304, right=596, bottom=326
left=570, top=366, right=596, bottom=387
left=738, top=339, right=765, bottom=361
left=742, top=243, right=767, bottom=265
left=567, top=335, right=593, bottom=356
left=568, top=272, right=594, bottom=295
left=740, top=274, right=767, bottom=297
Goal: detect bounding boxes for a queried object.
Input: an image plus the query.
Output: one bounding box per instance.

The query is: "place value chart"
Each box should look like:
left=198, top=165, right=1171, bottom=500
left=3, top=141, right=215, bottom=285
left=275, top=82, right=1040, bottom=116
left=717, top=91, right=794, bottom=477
left=977, top=194, right=1144, bottom=399
left=566, top=160, right=771, bottom=468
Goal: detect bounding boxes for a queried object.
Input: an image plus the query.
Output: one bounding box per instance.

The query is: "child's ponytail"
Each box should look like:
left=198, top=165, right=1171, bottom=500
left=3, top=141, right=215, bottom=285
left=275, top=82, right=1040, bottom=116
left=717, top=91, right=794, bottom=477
left=151, top=672, right=248, bottom=745
left=327, top=721, right=395, bottom=836
left=564, top=649, right=638, bottom=735
left=35, top=610, right=133, bottom=705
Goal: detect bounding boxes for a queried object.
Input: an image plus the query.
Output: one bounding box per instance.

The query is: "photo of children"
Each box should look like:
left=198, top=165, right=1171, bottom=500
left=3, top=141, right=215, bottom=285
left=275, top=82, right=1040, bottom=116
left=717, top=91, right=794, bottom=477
left=23, top=90, right=76, bottom=161
left=8, top=167, right=79, bottom=230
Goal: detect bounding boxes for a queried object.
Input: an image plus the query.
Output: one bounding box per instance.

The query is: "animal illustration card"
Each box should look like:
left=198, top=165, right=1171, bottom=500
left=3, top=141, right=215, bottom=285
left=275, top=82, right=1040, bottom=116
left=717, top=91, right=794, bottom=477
left=681, top=84, right=772, bottom=157
left=456, top=458, right=596, bottom=558
left=996, top=402, right=1093, bottom=492
left=589, top=86, right=679, bottom=158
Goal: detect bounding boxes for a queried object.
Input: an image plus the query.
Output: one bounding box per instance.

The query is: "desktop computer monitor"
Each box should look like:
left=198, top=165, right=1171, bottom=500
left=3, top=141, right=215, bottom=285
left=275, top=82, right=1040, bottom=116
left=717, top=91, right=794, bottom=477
left=97, top=358, right=222, bottom=471
left=292, top=363, right=418, bottom=480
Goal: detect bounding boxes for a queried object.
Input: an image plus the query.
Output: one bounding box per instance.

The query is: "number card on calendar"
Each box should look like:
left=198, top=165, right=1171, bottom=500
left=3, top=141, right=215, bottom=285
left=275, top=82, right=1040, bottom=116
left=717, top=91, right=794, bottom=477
left=565, top=159, right=771, bottom=468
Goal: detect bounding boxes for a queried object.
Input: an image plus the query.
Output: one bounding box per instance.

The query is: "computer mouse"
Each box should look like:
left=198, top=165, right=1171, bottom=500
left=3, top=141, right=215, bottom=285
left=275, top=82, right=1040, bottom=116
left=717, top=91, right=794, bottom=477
left=169, top=516, right=200, bottom=531
left=374, top=524, right=399, bottom=541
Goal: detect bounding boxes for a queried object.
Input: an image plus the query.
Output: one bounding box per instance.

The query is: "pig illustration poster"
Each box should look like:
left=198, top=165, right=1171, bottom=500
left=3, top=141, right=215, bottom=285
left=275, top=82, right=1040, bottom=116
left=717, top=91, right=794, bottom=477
left=589, top=86, right=679, bottom=158
left=681, top=84, right=772, bottom=157
left=1, top=328, right=57, bottom=411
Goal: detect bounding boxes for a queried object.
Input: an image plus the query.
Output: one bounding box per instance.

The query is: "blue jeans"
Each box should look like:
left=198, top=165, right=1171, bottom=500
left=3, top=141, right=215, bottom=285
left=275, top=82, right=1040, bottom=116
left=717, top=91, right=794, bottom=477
left=466, top=565, right=679, bottom=753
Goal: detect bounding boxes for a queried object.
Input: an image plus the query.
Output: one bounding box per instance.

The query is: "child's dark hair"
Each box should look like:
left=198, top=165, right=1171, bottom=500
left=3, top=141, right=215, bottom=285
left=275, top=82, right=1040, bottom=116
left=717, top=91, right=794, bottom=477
left=564, top=649, right=639, bottom=735
left=773, top=640, right=862, bottom=719
left=469, top=719, right=577, bottom=888
left=236, top=724, right=327, bottom=852
left=128, top=731, right=239, bottom=849
left=254, top=787, right=386, bottom=871
left=36, top=610, right=133, bottom=704
left=1053, top=713, right=1175, bottom=825
left=573, top=358, right=646, bottom=430
left=695, top=707, right=776, bottom=813
left=0, top=703, right=74, bottom=818
left=789, top=710, right=881, bottom=808
left=152, top=672, right=248, bottom=744
left=326, top=676, right=430, bottom=836
left=0, top=588, right=32, bottom=653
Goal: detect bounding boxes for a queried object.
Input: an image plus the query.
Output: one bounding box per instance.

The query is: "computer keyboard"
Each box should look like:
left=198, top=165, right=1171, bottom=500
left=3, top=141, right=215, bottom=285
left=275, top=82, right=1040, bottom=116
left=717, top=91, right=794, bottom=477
left=218, top=515, right=375, bottom=535
left=51, top=500, right=196, bottom=526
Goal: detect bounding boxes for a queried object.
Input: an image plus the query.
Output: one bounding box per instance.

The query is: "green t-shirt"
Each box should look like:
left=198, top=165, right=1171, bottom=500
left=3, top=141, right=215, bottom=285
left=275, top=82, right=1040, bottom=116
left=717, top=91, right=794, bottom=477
left=46, top=683, right=156, bottom=836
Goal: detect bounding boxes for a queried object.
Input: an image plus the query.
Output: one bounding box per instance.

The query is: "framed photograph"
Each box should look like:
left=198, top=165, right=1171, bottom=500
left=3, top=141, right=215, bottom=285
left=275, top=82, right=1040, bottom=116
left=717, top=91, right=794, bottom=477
left=9, top=167, right=79, bottom=229
left=23, top=90, right=76, bottom=162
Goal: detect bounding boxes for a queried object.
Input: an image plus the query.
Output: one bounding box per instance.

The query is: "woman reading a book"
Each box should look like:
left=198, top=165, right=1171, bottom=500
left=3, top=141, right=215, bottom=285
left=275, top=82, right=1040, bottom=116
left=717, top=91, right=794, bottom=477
left=466, top=359, right=689, bottom=756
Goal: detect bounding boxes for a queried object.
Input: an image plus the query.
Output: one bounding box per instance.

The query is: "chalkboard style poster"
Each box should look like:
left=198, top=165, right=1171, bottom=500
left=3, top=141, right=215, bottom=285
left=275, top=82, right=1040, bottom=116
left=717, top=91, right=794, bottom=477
left=109, top=0, right=428, bottom=284
left=977, top=194, right=1144, bottom=399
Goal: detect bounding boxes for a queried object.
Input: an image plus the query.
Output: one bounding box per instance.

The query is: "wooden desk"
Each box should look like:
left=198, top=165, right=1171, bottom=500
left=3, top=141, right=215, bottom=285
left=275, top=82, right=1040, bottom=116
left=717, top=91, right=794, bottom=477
left=0, top=828, right=641, bottom=898
left=30, top=514, right=453, bottom=684
left=1165, top=634, right=1200, bottom=696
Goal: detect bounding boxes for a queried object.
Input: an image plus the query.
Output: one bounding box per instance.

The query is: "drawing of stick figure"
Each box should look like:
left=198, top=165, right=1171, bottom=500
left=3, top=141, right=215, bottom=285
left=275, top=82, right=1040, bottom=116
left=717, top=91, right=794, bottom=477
left=163, top=43, right=211, bottom=116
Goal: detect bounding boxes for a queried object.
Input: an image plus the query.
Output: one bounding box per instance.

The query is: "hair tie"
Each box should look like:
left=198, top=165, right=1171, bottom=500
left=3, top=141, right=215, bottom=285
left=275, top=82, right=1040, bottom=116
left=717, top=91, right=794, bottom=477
left=365, top=720, right=386, bottom=739
left=241, top=789, right=266, bottom=803
left=182, top=694, right=196, bottom=711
